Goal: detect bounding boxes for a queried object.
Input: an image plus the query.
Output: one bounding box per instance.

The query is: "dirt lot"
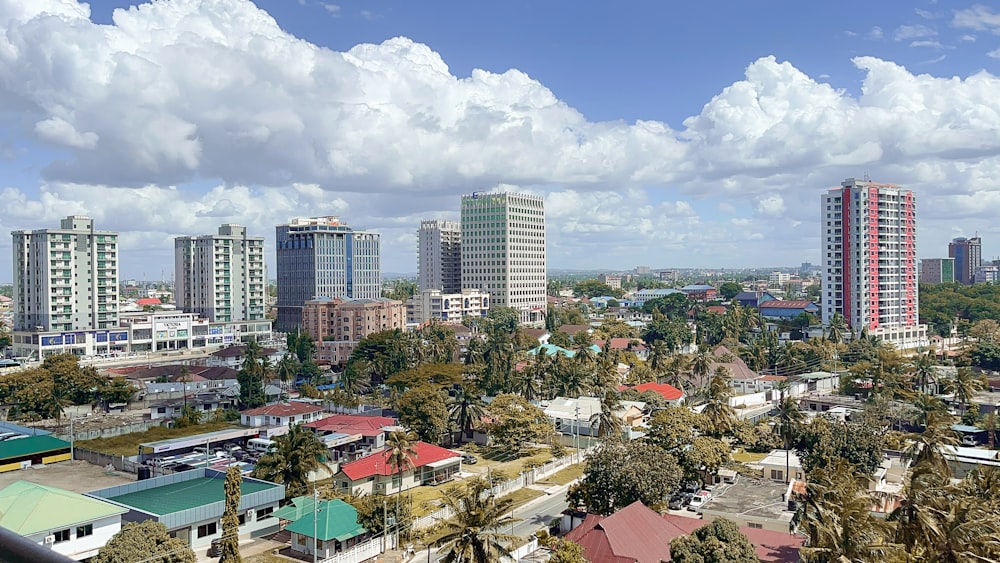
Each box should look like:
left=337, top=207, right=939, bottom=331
left=0, top=459, right=134, bottom=493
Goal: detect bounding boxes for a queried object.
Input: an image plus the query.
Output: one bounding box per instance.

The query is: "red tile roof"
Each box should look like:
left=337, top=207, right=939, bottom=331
left=135, top=297, right=162, bottom=306
left=706, top=305, right=727, bottom=314
left=304, top=414, right=397, bottom=437
left=241, top=402, right=324, bottom=417
left=556, top=324, right=591, bottom=336
left=712, top=345, right=760, bottom=380
left=759, top=300, right=816, bottom=309
left=339, top=441, right=459, bottom=481
left=661, top=514, right=803, bottom=562
left=631, top=382, right=684, bottom=401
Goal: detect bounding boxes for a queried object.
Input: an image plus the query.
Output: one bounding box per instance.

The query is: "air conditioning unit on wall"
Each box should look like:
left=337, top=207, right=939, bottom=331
left=44, top=535, right=55, bottom=545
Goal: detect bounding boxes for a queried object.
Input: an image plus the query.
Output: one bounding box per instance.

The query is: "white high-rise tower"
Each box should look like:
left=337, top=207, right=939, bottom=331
left=418, top=220, right=462, bottom=293
left=460, top=192, right=546, bottom=324
left=175, top=224, right=266, bottom=322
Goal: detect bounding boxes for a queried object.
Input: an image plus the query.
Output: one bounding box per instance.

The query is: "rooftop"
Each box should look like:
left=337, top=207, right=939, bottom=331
left=210, top=345, right=279, bottom=359
left=284, top=499, right=367, bottom=541
left=0, top=435, right=69, bottom=461
left=0, top=481, right=127, bottom=535
left=625, top=382, right=683, bottom=401
left=759, top=300, right=817, bottom=309
left=242, top=402, right=324, bottom=417
left=698, top=478, right=797, bottom=526
left=106, top=476, right=275, bottom=516
left=340, top=441, right=459, bottom=481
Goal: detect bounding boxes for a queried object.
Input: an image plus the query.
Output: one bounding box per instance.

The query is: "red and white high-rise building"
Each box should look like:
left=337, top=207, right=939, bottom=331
left=821, top=178, right=927, bottom=349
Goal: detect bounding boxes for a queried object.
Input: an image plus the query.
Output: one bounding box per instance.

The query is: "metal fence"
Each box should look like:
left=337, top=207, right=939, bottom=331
left=73, top=447, right=171, bottom=476
left=319, top=532, right=396, bottom=563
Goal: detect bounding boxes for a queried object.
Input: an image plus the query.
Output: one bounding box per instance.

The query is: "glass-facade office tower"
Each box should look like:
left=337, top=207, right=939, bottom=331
left=949, top=236, right=982, bottom=285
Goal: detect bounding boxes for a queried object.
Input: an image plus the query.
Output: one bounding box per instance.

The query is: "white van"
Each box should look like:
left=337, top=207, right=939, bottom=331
left=687, top=490, right=712, bottom=512
left=247, top=438, right=275, bottom=453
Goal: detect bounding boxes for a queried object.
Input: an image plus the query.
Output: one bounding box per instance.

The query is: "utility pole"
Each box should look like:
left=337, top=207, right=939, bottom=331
left=313, top=488, right=319, bottom=563
left=574, top=405, right=580, bottom=463
left=69, top=416, right=74, bottom=464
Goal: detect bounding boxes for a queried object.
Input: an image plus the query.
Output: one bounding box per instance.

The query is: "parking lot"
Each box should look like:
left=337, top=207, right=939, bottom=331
left=0, top=459, right=134, bottom=493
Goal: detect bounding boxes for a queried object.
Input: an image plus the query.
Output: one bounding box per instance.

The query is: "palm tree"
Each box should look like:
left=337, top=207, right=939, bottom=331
left=386, top=430, right=418, bottom=496
left=689, top=349, right=714, bottom=390
left=448, top=384, right=486, bottom=444
left=276, top=353, right=298, bottom=392
left=589, top=392, right=623, bottom=438
left=825, top=313, right=848, bottom=345
left=910, top=393, right=949, bottom=431
left=701, top=366, right=736, bottom=437
left=435, top=478, right=519, bottom=563
left=904, top=413, right=959, bottom=480
left=945, top=367, right=986, bottom=415
left=793, top=460, right=898, bottom=562
left=773, top=388, right=805, bottom=484
left=908, top=350, right=937, bottom=396
left=251, top=424, right=330, bottom=497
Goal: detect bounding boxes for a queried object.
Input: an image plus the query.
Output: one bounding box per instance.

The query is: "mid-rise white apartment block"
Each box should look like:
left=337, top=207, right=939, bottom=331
left=407, top=289, right=490, bottom=324
left=275, top=216, right=381, bottom=331
left=418, top=220, right=462, bottom=293
left=821, top=178, right=926, bottom=349
left=768, top=272, right=791, bottom=287
left=460, top=192, right=546, bottom=324
left=12, top=216, right=119, bottom=332
left=175, top=224, right=266, bottom=322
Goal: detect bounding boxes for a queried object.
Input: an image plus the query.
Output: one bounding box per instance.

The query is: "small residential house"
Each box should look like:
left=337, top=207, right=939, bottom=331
left=620, top=382, right=684, bottom=405
left=282, top=498, right=370, bottom=559
left=241, top=402, right=325, bottom=429
left=0, top=481, right=128, bottom=561
left=594, top=338, right=648, bottom=361
left=733, top=291, right=778, bottom=309
left=304, top=414, right=400, bottom=462
left=543, top=396, right=647, bottom=438
left=335, top=441, right=461, bottom=495
left=207, top=345, right=282, bottom=369
left=149, top=390, right=239, bottom=421
left=758, top=449, right=804, bottom=483
left=680, top=284, right=718, bottom=301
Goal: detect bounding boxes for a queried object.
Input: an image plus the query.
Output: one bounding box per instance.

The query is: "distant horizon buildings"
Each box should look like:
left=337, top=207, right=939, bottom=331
left=821, top=178, right=926, bottom=349
left=460, top=192, right=547, bottom=324
left=174, top=224, right=266, bottom=322
left=919, top=257, right=955, bottom=285
left=12, top=216, right=119, bottom=332
left=949, top=236, right=982, bottom=285
left=275, top=216, right=381, bottom=332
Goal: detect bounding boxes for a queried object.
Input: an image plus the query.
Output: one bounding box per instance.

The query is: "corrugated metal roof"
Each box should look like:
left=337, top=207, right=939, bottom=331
left=0, top=481, right=126, bottom=535
left=0, top=435, right=69, bottom=461
left=107, top=477, right=275, bottom=516
left=284, top=499, right=366, bottom=541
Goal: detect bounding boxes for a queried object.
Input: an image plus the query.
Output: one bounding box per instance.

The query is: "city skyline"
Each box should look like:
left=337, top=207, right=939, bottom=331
left=3, top=1, right=1000, bottom=279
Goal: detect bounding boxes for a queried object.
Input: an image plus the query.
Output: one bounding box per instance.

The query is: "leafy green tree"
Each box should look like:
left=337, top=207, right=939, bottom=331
left=382, top=278, right=417, bottom=301
left=420, top=321, right=458, bottom=363
left=795, top=417, right=886, bottom=477
left=219, top=467, right=242, bottom=563
left=484, top=394, right=552, bottom=455
left=92, top=521, right=195, bottom=563
left=643, top=318, right=694, bottom=350
left=95, top=376, right=138, bottom=409
left=719, top=282, right=743, bottom=301
left=345, top=329, right=415, bottom=385
left=548, top=540, right=587, bottom=563
left=351, top=493, right=411, bottom=537
left=252, top=424, right=329, bottom=497
left=569, top=439, right=683, bottom=515
left=642, top=293, right=690, bottom=320
left=647, top=406, right=707, bottom=451
left=435, top=478, right=518, bottom=563
left=396, top=386, right=449, bottom=444
left=670, top=517, right=760, bottom=563
left=573, top=279, right=623, bottom=299
left=701, top=367, right=737, bottom=437
left=174, top=405, right=203, bottom=428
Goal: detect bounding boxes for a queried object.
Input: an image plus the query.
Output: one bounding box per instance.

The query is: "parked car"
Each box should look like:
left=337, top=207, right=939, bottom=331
left=207, top=538, right=221, bottom=557
left=688, top=490, right=712, bottom=512
left=668, top=494, right=691, bottom=510
left=461, top=454, right=478, bottom=465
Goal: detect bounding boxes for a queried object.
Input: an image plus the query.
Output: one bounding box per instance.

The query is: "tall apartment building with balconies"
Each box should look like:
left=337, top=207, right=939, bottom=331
left=418, top=220, right=462, bottom=294
left=275, top=217, right=381, bottom=331
left=821, top=178, right=926, bottom=349
left=174, top=224, right=266, bottom=322
left=460, top=192, right=546, bottom=324
left=12, top=216, right=119, bottom=331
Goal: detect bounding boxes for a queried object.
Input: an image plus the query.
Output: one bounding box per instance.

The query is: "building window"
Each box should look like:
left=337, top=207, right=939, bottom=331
left=197, top=522, right=218, bottom=538
left=258, top=506, right=274, bottom=519
left=770, top=470, right=782, bottom=481
left=748, top=522, right=763, bottom=529
left=76, top=524, right=93, bottom=538
left=53, top=529, right=71, bottom=542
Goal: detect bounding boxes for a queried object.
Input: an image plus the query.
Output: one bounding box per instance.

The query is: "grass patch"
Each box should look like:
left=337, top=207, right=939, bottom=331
left=537, top=463, right=583, bottom=486
left=732, top=451, right=768, bottom=463
left=77, top=421, right=238, bottom=457
left=404, top=485, right=448, bottom=517
left=473, top=448, right=554, bottom=478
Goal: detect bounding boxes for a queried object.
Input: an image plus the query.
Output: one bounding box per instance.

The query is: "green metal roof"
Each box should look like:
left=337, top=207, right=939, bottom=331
left=284, top=499, right=367, bottom=541
left=273, top=495, right=320, bottom=522
left=0, top=481, right=127, bottom=535
left=107, top=477, right=276, bottom=516
left=0, top=435, right=70, bottom=461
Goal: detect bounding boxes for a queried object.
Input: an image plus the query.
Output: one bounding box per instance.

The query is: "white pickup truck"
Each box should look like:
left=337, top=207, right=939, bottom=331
left=687, top=490, right=712, bottom=512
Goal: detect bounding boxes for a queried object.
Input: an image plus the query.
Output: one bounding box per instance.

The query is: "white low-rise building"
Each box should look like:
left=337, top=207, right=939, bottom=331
left=407, top=289, right=490, bottom=324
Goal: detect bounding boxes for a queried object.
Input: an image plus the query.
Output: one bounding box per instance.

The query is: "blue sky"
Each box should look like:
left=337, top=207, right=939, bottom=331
left=2, top=0, right=1000, bottom=279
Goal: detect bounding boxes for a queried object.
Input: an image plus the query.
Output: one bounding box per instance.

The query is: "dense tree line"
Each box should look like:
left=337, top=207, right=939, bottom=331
left=919, top=282, right=1000, bottom=336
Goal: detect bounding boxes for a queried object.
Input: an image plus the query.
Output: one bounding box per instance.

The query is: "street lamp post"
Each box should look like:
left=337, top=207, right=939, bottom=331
left=313, top=488, right=319, bottom=563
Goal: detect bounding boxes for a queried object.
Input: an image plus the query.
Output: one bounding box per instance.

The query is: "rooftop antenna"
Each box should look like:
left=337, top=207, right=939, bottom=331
left=863, top=170, right=871, bottom=182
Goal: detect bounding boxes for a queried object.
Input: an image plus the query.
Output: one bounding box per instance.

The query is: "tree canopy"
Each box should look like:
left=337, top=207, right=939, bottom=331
left=569, top=439, right=683, bottom=515
left=485, top=394, right=552, bottom=454
left=670, top=517, right=761, bottom=563
left=92, top=521, right=195, bottom=563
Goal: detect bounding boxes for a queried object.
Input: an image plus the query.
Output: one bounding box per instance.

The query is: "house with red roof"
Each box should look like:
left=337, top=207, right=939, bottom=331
left=334, top=441, right=461, bottom=496
left=619, top=381, right=685, bottom=405
left=303, top=414, right=400, bottom=462
left=594, top=338, right=648, bottom=361
left=563, top=500, right=802, bottom=563
left=240, top=402, right=325, bottom=429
